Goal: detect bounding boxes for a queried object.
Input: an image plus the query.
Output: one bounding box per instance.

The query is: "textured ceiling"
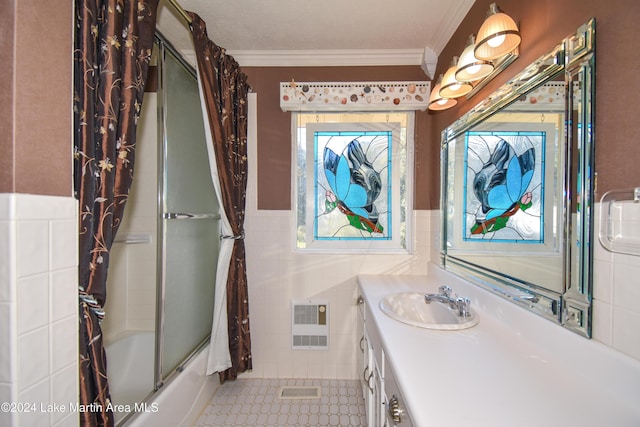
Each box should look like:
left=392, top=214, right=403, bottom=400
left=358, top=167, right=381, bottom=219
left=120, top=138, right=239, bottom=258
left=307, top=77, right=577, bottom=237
left=156, top=0, right=475, bottom=68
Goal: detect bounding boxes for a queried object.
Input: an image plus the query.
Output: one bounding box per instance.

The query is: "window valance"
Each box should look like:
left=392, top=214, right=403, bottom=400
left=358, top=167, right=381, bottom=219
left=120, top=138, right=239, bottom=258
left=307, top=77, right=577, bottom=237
left=279, top=81, right=431, bottom=112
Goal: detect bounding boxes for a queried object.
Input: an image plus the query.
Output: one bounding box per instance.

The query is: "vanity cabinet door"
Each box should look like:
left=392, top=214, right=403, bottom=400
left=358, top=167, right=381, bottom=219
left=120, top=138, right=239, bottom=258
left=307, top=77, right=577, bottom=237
left=357, top=296, right=367, bottom=399
left=363, top=328, right=387, bottom=427
left=358, top=297, right=375, bottom=426
left=371, top=353, right=385, bottom=427
left=383, top=361, right=413, bottom=427
left=358, top=295, right=387, bottom=427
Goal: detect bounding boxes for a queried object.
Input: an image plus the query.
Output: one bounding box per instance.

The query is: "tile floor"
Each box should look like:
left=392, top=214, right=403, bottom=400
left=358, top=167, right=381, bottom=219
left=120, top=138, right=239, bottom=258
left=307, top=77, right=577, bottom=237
left=192, top=378, right=367, bottom=427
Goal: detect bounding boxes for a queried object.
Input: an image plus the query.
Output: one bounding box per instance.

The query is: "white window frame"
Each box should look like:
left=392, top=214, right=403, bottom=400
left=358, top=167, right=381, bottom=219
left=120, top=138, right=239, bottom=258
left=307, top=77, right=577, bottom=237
left=292, top=111, right=414, bottom=253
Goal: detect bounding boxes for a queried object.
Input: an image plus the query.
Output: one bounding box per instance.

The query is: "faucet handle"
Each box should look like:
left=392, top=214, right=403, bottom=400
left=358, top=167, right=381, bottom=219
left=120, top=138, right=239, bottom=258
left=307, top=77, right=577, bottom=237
left=438, top=285, right=452, bottom=297
left=456, top=297, right=471, bottom=317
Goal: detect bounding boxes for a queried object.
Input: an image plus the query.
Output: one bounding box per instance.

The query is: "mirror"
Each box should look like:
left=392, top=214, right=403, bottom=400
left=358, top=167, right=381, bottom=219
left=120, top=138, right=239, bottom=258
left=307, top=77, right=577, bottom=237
left=440, top=19, right=595, bottom=337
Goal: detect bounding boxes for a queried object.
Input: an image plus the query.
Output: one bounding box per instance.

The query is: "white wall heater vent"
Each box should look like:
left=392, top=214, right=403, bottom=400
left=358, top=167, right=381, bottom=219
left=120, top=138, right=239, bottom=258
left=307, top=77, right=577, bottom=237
left=291, top=300, right=329, bottom=350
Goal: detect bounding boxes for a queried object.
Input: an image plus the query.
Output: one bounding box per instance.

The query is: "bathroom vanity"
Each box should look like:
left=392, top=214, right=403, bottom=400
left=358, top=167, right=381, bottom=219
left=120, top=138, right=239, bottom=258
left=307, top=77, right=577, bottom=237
left=357, top=269, right=640, bottom=426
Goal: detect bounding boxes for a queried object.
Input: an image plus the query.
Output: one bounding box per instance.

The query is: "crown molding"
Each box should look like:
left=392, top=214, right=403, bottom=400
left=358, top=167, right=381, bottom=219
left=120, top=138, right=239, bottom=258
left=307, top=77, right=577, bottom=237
left=184, top=48, right=427, bottom=67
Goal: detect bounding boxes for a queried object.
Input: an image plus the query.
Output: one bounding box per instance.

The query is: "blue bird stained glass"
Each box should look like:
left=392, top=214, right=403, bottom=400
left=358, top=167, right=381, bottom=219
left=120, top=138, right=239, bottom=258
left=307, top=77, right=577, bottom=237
left=314, top=131, right=391, bottom=240
left=464, top=131, right=545, bottom=243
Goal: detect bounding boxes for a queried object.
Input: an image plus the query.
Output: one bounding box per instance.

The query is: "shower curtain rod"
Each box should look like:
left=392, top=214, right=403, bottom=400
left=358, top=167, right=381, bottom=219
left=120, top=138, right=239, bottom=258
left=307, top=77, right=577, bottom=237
left=166, top=0, right=192, bottom=24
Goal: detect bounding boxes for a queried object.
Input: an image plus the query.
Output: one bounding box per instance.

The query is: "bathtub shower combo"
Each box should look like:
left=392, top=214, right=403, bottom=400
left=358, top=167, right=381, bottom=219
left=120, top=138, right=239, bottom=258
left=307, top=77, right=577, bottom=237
left=103, top=33, right=221, bottom=426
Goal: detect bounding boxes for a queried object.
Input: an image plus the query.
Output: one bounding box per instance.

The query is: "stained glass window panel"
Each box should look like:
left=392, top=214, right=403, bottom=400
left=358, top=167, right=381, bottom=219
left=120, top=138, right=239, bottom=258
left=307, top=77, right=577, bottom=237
left=294, top=113, right=413, bottom=252
left=314, top=130, right=392, bottom=240
left=463, top=130, right=546, bottom=243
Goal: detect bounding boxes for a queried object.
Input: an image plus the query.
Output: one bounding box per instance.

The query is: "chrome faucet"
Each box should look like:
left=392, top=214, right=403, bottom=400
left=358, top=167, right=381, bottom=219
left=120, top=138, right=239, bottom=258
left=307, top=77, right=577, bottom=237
left=424, top=285, right=454, bottom=305
left=425, top=285, right=472, bottom=317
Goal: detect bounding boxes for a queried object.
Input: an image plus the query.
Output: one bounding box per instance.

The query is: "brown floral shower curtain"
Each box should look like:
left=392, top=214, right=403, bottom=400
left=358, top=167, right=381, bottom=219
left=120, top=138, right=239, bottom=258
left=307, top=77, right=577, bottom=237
left=188, top=12, right=252, bottom=382
left=74, top=0, right=158, bottom=425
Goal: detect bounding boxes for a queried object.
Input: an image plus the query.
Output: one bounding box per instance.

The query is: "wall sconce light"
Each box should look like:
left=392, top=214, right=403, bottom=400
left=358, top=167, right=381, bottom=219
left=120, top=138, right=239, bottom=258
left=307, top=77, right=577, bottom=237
left=428, top=75, right=457, bottom=111
left=474, top=3, right=521, bottom=60
left=428, top=3, right=520, bottom=111
left=455, top=35, right=494, bottom=82
left=439, top=57, right=473, bottom=98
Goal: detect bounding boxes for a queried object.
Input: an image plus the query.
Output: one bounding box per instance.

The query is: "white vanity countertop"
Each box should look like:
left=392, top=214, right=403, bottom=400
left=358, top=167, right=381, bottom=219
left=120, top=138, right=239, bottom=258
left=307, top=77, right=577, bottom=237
left=358, top=268, right=640, bottom=427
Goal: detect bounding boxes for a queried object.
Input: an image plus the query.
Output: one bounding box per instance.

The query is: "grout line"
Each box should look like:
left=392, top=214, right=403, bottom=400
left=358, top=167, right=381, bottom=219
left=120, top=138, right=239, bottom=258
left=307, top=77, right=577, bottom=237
left=191, top=378, right=367, bottom=427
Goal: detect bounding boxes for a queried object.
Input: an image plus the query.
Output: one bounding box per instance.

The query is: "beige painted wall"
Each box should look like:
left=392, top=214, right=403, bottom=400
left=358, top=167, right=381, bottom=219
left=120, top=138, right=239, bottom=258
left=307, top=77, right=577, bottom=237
left=0, top=0, right=72, bottom=196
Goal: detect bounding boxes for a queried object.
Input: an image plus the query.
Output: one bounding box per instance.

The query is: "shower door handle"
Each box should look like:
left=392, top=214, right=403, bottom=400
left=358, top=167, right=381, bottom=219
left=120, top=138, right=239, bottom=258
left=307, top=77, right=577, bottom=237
left=163, top=213, right=220, bottom=220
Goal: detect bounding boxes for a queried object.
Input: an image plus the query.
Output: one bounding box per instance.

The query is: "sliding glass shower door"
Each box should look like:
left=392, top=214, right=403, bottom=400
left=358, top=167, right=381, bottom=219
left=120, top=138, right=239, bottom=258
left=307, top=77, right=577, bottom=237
left=157, top=37, right=220, bottom=381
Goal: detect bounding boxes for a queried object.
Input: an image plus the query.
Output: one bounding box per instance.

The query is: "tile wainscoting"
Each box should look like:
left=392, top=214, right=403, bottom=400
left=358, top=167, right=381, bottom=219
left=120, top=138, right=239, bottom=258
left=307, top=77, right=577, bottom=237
left=592, top=202, right=640, bottom=361
left=0, top=193, right=78, bottom=427
left=242, top=205, right=640, bottom=383
left=242, top=210, right=434, bottom=380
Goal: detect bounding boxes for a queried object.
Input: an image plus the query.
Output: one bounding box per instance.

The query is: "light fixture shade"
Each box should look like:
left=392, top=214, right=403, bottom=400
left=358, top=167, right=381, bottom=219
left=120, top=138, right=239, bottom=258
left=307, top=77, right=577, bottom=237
left=439, top=58, right=473, bottom=98
left=455, top=36, right=494, bottom=82
left=474, top=3, right=521, bottom=60
left=428, top=80, right=457, bottom=111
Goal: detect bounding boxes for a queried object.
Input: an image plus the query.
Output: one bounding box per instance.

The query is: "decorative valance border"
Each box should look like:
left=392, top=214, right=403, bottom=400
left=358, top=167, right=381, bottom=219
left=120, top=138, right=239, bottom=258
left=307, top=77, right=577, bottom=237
left=502, top=82, right=566, bottom=111
left=498, top=82, right=578, bottom=113
left=279, top=81, right=431, bottom=112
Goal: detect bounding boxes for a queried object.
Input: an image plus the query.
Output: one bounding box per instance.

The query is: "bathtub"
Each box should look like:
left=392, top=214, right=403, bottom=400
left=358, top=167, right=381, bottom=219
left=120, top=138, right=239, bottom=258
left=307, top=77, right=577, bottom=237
left=105, top=332, right=156, bottom=425
left=105, top=332, right=219, bottom=426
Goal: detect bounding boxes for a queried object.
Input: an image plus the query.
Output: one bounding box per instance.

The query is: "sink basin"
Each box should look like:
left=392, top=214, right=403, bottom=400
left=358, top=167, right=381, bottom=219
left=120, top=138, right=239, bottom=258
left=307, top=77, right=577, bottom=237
left=379, top=292, right=479, bottom=330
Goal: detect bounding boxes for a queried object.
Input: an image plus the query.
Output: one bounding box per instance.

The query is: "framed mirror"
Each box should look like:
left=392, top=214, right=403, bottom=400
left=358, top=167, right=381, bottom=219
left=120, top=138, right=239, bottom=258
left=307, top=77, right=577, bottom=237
left=440, top=19, right=595, bottom=337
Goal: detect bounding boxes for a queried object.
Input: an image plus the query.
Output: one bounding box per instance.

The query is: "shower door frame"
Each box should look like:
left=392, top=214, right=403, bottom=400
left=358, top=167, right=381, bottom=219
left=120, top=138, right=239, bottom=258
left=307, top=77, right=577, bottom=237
left=154, top=31, right=219, bottom=391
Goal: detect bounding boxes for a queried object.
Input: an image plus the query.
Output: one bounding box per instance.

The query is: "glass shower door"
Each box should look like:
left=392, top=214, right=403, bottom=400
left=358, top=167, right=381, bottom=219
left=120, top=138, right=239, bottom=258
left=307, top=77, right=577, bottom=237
left=158, top=40, right=220, bottom=381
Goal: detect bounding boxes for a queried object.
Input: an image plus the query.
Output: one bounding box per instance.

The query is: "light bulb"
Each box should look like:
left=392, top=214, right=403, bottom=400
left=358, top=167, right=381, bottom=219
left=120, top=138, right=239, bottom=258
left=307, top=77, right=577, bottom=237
left=466, top=64, right=481, bottom=75
left=487, top=34, right=506, bottom=48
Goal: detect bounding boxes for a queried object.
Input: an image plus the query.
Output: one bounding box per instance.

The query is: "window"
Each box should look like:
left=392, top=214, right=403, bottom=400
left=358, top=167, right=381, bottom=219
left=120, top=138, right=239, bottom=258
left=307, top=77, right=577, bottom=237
left=293, top=112, right=414, bottom=252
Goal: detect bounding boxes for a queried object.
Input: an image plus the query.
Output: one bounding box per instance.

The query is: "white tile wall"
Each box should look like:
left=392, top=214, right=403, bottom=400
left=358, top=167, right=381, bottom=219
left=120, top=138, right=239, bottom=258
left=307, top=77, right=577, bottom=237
left=592, top=203, right=640, bottom=361
left=0, top=193, right=78, bottom=427
left=242, top=210, right=434, bottom=380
